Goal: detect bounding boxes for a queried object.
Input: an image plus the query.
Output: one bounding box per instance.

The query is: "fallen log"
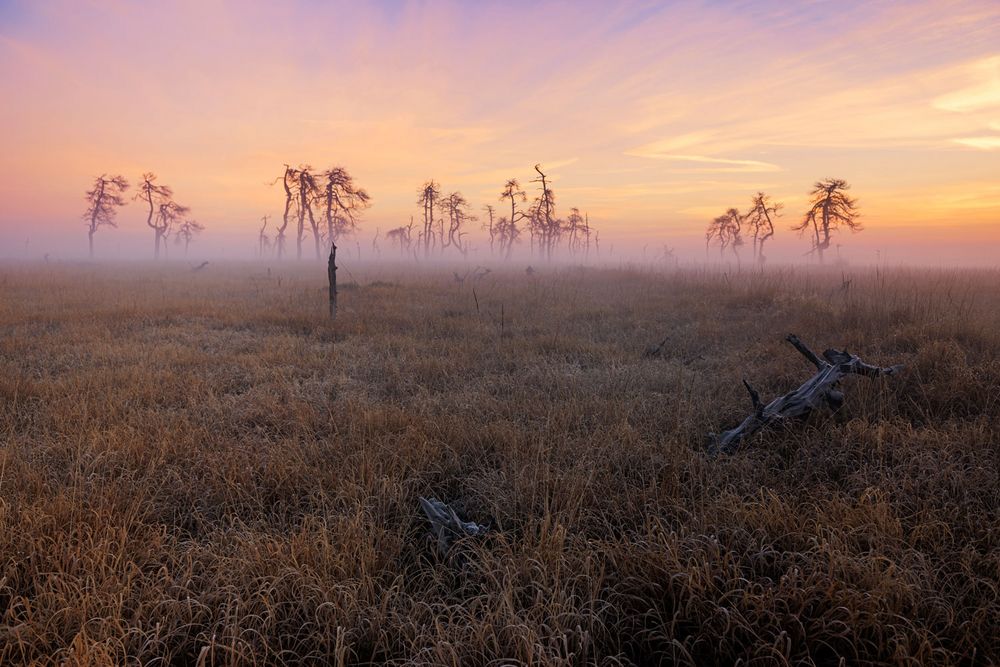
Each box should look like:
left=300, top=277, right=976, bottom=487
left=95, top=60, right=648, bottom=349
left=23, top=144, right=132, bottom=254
left=708, top=334, right=903, bottom=455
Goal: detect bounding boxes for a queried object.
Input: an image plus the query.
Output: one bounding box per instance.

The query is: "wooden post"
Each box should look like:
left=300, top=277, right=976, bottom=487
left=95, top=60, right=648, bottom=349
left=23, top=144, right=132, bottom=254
left=328, top=242, right=337, bottom=319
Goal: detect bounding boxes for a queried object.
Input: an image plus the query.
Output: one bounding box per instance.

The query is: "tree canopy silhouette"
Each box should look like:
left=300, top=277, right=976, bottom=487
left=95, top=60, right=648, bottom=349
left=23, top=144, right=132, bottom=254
left=320, top=167, right=371, bottom=250
left=136, top=173, right=182, bottom=259
left=794, top=178, right=860, bottom=262
left=417, top=180, right=441, bottom=258
left=83, top=174, right=128, bottom=258
left=744, top=191, right=782, bottom=265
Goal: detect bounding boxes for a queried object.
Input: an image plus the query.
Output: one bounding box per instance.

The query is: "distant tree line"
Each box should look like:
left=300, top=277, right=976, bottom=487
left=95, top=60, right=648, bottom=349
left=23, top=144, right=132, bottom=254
left=83, top=167, right=859, bottom=265
left=259, top=165, right=371, bottom=260
left=382, top=164, right=595, bottom=262
left=82, top=172, right=201, bottom=259
left=706, top=178, right=860, bottom=265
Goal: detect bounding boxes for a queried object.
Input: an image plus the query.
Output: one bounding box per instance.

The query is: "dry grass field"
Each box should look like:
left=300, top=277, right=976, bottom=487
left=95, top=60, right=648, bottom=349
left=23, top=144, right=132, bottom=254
left=1, top=261, right=998, bottom=665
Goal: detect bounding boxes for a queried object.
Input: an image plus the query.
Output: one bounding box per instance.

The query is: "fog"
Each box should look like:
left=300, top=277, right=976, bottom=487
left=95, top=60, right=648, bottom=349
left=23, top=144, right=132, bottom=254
left=2, top=220, right=997, bottom=268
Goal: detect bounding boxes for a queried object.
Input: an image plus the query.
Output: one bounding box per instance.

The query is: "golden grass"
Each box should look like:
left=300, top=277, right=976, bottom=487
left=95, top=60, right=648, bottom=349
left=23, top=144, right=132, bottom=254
left=0, top=261, right=998, bottom=665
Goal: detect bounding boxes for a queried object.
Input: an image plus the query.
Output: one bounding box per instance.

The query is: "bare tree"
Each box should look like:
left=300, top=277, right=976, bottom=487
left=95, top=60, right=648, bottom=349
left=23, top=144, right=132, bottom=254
left=387, top=227, right=409, bottom=255
left=440, top=191, right=475, bottom=256
left=258, top=215, right=270, bottom=258
left=387, top=216, right=415, bottom=256
left=136, top=173, right=177, bottom=259
left=320, top=167, right=371, bottom=252
left=274, top=165, right=297, bottom=259
left=744, top=192, right=782, bottom=265
left=499, top=178, right=528, bottom=261
left=724, top=207, right=745, bottom=267
left=530, top=164, right=559, bottom=261
left=706, top=209, right=742, bottom=263
left=582, top=213, right=593, bottom=260
left=155, top=200, right=190, bottom=259
left=418, top=180, right=441, bottom=258
left=793, top=178, right=860, bottom=263
left=175, top=219, right=204, bottom=255
left=565, top=207, right=591, bottom=257
left=706, top=216, right=728, bottom=259
left=482, top=204, right=497, bottom=255
left=83, top=174, right=128, bottom=258
left=293, top=166, right=321, bottom=260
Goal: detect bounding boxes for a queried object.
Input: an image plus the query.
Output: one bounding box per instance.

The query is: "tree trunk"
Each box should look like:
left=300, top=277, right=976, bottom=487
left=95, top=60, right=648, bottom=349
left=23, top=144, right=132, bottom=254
left=328, top=243, right=338, bottom=319
left=88, top=231, right=94, bottom=259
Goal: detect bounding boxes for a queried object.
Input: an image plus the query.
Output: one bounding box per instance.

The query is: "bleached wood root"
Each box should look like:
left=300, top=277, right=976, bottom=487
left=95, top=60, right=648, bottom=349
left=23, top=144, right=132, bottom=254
left=418, top=497, right=489, bottom=557
left=709, top=334, right=903, bottom=455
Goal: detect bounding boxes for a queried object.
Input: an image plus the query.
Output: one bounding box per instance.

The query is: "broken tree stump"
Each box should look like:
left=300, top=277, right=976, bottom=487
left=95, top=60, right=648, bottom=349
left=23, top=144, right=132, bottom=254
left=418, top=497, right=488, bottom=558
left=328, top=243, right=337, bottom=319
left=708, top=334, right=903, bottom=455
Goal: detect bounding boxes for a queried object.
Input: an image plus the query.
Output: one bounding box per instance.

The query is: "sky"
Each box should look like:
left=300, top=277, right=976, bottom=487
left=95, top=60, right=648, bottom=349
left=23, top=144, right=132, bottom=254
left=1, top=0, right=999, bottom=263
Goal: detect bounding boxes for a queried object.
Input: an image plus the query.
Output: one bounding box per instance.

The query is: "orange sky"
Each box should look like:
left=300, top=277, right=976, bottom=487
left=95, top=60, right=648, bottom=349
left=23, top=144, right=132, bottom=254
left=1, top=0, right=999, bottom=263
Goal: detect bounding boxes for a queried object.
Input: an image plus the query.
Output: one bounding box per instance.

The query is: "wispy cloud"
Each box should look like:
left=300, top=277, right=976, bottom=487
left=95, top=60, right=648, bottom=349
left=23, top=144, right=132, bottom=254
left=1, top=0, right=999, bottom=257
left=628, top=153, right=782, bottom=173
left=932, top=56, right=1000, bottom=112
left=953, top=136, right=1000, bottom=149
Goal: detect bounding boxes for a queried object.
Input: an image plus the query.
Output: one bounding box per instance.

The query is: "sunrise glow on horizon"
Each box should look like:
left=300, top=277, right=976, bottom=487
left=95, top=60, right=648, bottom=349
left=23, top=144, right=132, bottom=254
left=1, top=0, right=999, bottom=263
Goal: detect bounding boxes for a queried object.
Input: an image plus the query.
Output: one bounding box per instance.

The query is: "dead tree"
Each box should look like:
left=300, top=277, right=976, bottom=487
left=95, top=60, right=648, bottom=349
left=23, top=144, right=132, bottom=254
left=705, top=215, right=731, bottom=259
left=328, top=243, right=338, bottom=319
left=709, top=334, right=903, bottom=455
left=530, top=165, right=559, bottom=260
left=83, top=174, right=128, bottom=258
left=258, top=215, right=270, bottom=257
left=275, top=165, right=297, bottom=259
left=482, top=204, right=497, bottom=255
left=320, top=167, right=371, bottom=253
left=418, top=180, right=441, bottom=258
left=175, top=219, right=204, bottom=255
left=745, top=192, right=781, bottom=265
left=154, top=200, right=190, bottom=259
left=294, top=166, right=321, bottom=260
left=440, top=191, right=475, bottom=257
left=387, top=219, right=413, bottom=257
left=499, top=178, right=528, bottom=261
left=705, top=209, right=743, bottom=264
left=724, top=208, right=745, bottom=267
left=135, top=173, right=176, bottom=260
left=793, top=178, right=860, bottom=263
left=565, top=207, right=590, bottom=257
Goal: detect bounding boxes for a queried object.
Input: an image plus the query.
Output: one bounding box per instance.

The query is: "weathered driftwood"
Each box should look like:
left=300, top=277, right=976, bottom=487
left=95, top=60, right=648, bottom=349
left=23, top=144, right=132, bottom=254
left=418, top=496, right=488, bottom=557
left=327, top=243, right=338, bottom=319
left=709, top=334, right=903, bottom=455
